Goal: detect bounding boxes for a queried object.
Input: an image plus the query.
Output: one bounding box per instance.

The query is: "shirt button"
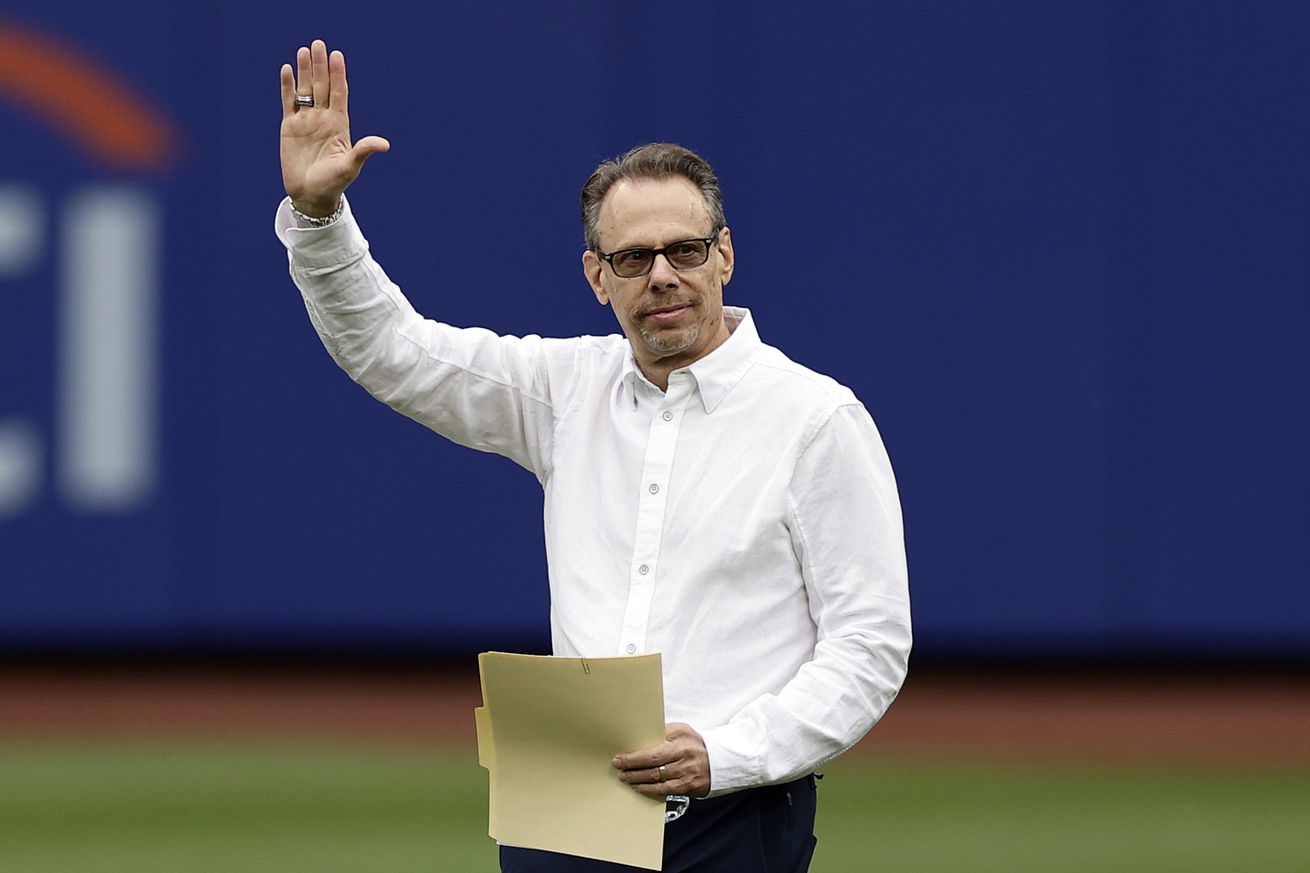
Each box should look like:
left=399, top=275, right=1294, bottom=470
left=662, top=411, right=673, bottom=422
left=625, top=643, right=637, bottom=654
left=639, top=564, right=649, bottom=575
left=649, top=483, right=659, bottom=494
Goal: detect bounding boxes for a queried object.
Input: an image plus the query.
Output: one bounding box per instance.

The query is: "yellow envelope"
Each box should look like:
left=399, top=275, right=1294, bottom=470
left=475, top=651, right=667, bottom=869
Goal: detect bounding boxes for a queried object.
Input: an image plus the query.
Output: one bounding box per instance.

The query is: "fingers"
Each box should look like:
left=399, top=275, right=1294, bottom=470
left=279, top=64, right=296, bottom=118
left=612, top=741, right=674, bottom=773
left=295, top=45, right=313, bottom=102
left=632, top=765, right=671, bottom=789
left=611, top=722, right=699, bottom=771
left=616, top=761, right=673, bottom=785
left=619, top=758, right=704, bottom=798
left=613, top=723, right=711, bottom=798
left=330, top=49, right=348, bottom=114
left=355, top=136, right=391, bottom=155
left=288, top=41, right=352, bottom=114
left=352, top=136, right=392, bottom=172
left=310, top=39, right=330, bottom=107
left=617, top=761, right=675, bottom=787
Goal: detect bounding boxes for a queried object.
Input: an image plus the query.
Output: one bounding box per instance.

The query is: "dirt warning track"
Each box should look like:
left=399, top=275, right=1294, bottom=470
left=2, top=664, right=1307, bottom=767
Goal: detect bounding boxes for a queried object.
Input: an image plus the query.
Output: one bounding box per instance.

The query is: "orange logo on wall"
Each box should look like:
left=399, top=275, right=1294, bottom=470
left=0, top=18, right=177, bottom=170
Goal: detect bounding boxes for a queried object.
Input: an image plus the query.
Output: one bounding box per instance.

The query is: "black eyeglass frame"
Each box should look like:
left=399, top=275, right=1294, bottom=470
left=596, top=228, right=723, bottom=279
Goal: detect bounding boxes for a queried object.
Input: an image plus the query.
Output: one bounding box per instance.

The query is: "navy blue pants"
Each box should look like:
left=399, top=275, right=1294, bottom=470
left=499, top=775, right=818, bottom=873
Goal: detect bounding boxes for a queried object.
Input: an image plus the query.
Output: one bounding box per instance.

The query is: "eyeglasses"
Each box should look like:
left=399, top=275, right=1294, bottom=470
left=597, top=229, right=721, bottom=279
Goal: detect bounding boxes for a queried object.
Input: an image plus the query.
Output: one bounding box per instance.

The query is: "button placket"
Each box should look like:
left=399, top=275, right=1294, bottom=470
left=616, top=387, right=691, bottom=655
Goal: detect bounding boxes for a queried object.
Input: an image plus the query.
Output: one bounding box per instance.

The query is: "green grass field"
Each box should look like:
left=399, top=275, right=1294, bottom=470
left=1, top=741, right=1307, bottom=872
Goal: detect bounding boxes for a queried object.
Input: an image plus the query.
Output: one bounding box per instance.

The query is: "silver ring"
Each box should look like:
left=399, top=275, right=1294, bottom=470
left=295, top=94, right=315, bottom=108
left=658, top=764, right=668, bottom=781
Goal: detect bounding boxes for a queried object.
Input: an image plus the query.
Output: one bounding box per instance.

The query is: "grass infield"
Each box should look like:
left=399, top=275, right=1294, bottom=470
left=1, top=741, right=1306, bottom=872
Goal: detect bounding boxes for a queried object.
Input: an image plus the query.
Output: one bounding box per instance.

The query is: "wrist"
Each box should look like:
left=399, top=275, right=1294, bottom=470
left=290, top=196, right=341, bottom=219
left=289, top=197, right=344, bottom=228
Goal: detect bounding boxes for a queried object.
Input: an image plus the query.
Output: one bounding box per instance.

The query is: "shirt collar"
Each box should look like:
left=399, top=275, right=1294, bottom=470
left=620, top=306, right=761, bottom=414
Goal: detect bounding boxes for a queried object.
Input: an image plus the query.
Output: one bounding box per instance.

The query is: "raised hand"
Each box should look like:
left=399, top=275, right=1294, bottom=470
left=279, top=39, right=390, bottom=216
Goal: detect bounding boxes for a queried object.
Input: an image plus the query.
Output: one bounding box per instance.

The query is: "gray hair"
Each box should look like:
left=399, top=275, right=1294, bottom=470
left=580, top=142, right=726, bottom=252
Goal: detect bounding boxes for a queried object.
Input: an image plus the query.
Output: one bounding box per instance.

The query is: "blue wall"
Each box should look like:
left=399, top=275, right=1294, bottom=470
left=1, top=1, right=1306, bottom=657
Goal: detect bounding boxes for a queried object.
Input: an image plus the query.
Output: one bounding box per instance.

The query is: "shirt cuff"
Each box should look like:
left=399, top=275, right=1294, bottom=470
left=274, top=194, right=370, bottom=272
left=700, top=717, right=766, bottom=797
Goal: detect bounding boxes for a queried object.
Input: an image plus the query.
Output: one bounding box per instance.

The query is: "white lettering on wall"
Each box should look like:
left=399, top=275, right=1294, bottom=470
left=57, top=186, right=160, bottom=511
left=0, top=184, right=46, bottom=518
left=0, top=184, right=45, bottom=277
left=0, top=421, right=41, bottom=520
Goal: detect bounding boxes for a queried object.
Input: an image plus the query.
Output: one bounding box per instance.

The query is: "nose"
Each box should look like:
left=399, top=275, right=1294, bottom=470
left=647, top=252, right=680, bottom=290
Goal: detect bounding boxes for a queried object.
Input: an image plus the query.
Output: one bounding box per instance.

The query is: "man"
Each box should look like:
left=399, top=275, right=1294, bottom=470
left=277, top=39, right=910, bottom=873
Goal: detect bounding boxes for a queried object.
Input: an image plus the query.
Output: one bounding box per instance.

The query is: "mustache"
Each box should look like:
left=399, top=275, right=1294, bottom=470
left=638, top=300, right=697, bottom=317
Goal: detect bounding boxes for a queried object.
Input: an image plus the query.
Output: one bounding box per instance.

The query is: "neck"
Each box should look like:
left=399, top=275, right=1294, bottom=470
left=638, top=361, right=677, bottom=392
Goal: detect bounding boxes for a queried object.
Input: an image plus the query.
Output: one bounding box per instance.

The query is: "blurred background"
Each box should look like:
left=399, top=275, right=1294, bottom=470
left=1, top=1, right=1307, bottom=871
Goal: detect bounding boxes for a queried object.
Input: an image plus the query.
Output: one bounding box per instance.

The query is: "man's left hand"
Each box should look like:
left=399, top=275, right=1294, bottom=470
left=612, top=722, right=711, bottom=798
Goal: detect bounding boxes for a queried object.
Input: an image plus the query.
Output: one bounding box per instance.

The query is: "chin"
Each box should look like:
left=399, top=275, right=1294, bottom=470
left=641, top=325, right=699, bottom=356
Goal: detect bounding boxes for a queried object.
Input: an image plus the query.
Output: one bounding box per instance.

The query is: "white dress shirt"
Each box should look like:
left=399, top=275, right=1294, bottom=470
left=276, top=196, right=911, bottom=795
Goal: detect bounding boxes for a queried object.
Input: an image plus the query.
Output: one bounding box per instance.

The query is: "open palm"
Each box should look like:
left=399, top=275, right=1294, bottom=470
left=279, top=40, right=389, bottom=216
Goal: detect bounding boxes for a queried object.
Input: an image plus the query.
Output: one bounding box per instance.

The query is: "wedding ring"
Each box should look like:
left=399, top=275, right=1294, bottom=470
left=295, top=94, right=315, bottom=108
left=658, top=764, right=668, bottom=781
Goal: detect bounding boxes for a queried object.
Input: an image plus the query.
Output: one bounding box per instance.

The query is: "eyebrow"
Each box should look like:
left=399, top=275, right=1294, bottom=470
left=606, top=230, right=714, bottom=251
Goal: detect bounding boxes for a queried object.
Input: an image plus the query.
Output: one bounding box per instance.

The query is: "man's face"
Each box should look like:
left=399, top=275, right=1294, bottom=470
left=583, top=177, right=735, bottom=381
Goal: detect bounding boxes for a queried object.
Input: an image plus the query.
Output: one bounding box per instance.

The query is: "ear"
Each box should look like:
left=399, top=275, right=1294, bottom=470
left=582, top=249, right=610, bottom=305
left=716, top=226, right=735, bottom=288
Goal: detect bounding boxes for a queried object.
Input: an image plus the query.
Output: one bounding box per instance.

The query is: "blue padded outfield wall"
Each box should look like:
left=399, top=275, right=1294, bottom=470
left=1, top=2, right=1307, bottom=658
